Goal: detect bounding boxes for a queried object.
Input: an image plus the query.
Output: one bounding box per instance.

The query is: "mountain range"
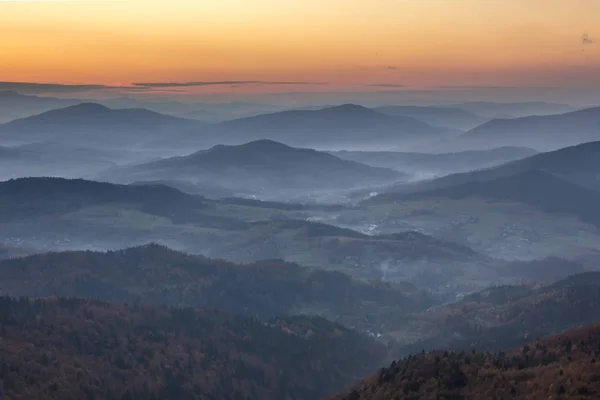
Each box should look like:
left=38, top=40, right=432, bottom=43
left=104, top=139, right=404, bottom=196
left=0, top=90, right=79, bottom=123
left=369, top=141, right=600, bottom=199
left=0, top=102, right=203, bottom=148
left=460, top=106, right=600, bottom=150
left=373, top=105, right=487, bottom=130
left=0, top=177, right=482, bottom=286
left=331, top=146, right=537, bottom=176
left=210, top=104, right=449, bottom=149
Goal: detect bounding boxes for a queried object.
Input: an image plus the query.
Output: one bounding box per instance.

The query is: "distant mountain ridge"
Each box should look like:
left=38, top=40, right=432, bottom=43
left=373, top=105, right=487, bottom=130
left=211, top=104, right=448, bottom=148
left=105, top=139, right=405, bottom=193
left=391, top=170, right=600, bottom=227
left=0, top=102, right=204, bottom=147
left=0, top=90, right=80, bottom=123
left=331, top=146, right=538, bottom=174
left=370, top=141, right=600, bottom=198
left=460, top=106, right=600, bottom=150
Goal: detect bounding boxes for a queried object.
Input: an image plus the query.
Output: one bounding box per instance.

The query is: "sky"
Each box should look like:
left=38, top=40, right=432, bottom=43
left=0, top=0, right=599, bottom=101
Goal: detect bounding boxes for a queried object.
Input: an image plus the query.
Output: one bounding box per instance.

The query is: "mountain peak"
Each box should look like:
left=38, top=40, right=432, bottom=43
left=321, top=104, right=373, bottom=113
left=64, top=102, right=111, bottom=113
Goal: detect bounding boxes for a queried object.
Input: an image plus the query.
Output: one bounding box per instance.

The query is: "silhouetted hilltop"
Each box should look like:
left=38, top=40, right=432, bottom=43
left=109, top=139, right=403, bottom=191
left=452, top=101, right=576, bottom=118
left=461, top=106, right=600, bottom=149
left=332, top=146, right=537, bottom=173
left=370, top=141, right=600, bottom=200
left=213, top=104, right=445, bottom=148
left=0, top=102, right=203, bottom=147
left=388, top=269, right=600, bottom=357
left=0, top=90, right=79, bottom=123
left=398, top=170, right=600, bottom=226
left=0, top=177, right=209, bottom=222
left=374, top=105, right=487, bottom=130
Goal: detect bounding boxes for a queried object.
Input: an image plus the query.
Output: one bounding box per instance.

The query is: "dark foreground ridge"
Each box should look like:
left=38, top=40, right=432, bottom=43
left=330, top=319, right=600, bottom=399
left=0, top=296, right=385, bottom=400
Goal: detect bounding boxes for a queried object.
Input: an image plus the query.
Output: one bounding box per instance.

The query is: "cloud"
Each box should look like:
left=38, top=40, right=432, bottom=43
left=132, top=81, right=326, bottom=88
left=0, top=81, right=120, bottom=93
left=582, top=33, right=596, bottom=45
left=364, top=83, right=405, bottom=88
left=357, top=65, right=401, bottom=71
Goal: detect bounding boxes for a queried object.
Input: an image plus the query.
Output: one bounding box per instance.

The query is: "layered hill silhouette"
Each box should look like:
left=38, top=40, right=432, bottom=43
left=386, top=170, right=600, bottom=227
left=368, top=141, right=600, bottom=205
left=373, top=105, right=487, bottom=130
left=0, top=243, right=436, bottom=332
left=330, top=319, right=600, bottom=400
left=0, top=177, right=480, bottom=284
left=211, top=104, right=447, bottom=148
left=0, top=102, right=204, bottom=147
left=0, top=296, right=385, bottom=400
left=105, top=139, right=404, bottom=193
left=332, top=146, right=537, bottom=174
left=452, top=101, right=576, bottom=118
left=387, top=269, right=600, bottom=356
left=0, top=90, right=79, bottom=123
left=461, top=106, right=600, bottom=150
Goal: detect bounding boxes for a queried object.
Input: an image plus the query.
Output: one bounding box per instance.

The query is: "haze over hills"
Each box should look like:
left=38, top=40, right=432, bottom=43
left=368, top=140, right=600, bottom=199
left=450, top=101, right=577, bottom=118
left=99, top=97, right=288, bottom=122
left=373, top=105, right=488, bottom=130
left=0, top=243, right=436, bottom=334
left=0, top=90, right=79, bottom=123
left=211, top=104, right=449, bottom=149
left=0, top=141, right=149, bottom=181
left=103, top=139, right=405, bottom=197
left=0, top=177, right=486, bottom=288
left=0, top=102, right=204, bottom=148
left=369, top=170, right=600, bottom=228
left=331, top=146, right=538, bottom=177
left=460, top=106, right=600, bottom=150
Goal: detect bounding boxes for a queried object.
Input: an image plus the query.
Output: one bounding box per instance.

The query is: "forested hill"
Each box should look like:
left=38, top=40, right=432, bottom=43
left=329, top=319, right=600, bottom=400
left=0, top=296, right=385, bottom=400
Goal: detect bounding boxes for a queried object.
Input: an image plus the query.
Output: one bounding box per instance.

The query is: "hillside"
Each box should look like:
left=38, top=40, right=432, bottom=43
left=460, top=106, right=600, bottom=150
left=0, top=90, right=79, bottom=123
left=332, top=146, right=537, bottom=174
left=0, top=103, right=203, bottom=148
left=212, top=104, right=446, bottom=148
left=330, top=319, right=600, bottom=400
left=369, top=141, right=600, bottom=200
left=388, top=269, right=600, bottom=356
left=107, top=140, right=404, bottom=192
left=0, top=177, right=480, bottom=286
left=385, top=170, right=600, bottom=227
left=0, top=243, right=437, bottom=333
left=452, top=101, right=576, bottom=118
left=373, top=105, right=487, bottom=130
left=0, top=296, right=385, bottom=400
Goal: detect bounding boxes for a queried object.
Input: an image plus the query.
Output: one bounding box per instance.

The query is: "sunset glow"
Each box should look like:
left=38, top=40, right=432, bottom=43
left=1, top=0, right=599, bottom=91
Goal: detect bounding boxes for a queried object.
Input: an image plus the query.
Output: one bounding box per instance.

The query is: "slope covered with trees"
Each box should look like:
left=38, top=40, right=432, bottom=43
left=0, top=296, right=385, bottom=400
left=331, top=319, right=600, bottom=399
left=0, top=244, right=436, bottom=333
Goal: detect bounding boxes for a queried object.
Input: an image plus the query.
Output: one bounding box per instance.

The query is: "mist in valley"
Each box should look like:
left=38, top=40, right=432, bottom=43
left=2, top=78, right=600, bottom=400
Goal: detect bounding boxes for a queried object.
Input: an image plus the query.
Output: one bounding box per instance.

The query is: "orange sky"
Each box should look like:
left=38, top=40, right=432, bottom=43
left=0, top=0, right=599, bottom=92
